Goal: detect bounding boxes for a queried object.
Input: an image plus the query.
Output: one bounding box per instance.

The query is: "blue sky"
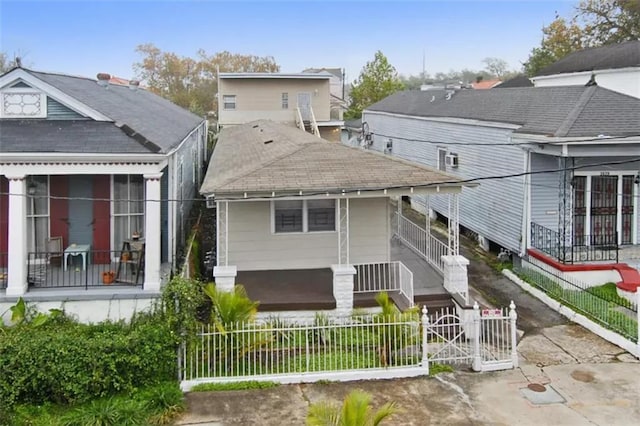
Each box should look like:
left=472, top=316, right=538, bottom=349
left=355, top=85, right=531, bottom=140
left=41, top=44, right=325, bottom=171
left=1, top=0, right=576, bottom=83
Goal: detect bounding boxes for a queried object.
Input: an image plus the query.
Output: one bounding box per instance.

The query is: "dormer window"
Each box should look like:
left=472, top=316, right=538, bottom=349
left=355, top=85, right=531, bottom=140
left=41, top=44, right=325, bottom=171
left=1, top=88, right=47, bottom=118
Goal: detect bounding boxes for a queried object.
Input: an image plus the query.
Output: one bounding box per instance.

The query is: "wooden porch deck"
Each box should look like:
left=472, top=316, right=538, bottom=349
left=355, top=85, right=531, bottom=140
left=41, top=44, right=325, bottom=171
left=237, top=239, right=449, bottom=313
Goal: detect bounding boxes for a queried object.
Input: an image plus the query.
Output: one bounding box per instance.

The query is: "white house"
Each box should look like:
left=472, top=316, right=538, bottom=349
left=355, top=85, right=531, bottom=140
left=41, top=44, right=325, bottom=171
left=531, top=40, right=640, bottom=98
left=0, top=66, right=207, bottom=322
left=200, top=120, right=474, bottom=316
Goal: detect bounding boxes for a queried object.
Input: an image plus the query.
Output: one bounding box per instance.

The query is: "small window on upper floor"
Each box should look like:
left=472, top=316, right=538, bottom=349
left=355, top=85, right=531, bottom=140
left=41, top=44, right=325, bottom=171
left=1, top=88, right=47, bottom=118
left=437, top=148, right=447, bottom=172
left=281, top=92, right=289, bottom=109
left=222, top=95, right=236, bottom=110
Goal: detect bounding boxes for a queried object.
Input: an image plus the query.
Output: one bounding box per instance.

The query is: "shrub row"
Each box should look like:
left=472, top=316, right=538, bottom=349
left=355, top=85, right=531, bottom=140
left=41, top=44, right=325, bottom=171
left=0, top=313, right=177, bottom=408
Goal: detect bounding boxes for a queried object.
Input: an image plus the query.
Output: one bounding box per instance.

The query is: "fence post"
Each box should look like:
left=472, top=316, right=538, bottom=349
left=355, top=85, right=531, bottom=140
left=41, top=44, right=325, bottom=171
left=421, top=305, right=429, bottom=375
left=636, top=291, right=640, bottom=360
left=509, top=301, right=519, bottom=368
left=472, top=301, right=482, bottom=372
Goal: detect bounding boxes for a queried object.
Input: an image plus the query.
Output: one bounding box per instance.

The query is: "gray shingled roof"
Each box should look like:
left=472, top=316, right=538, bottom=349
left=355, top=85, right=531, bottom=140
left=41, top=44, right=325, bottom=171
left=366, top=86, right=640, bottom=138
left=26, top=69, right=203, bottom=153
left=201, top=120, right=470, bottom=197
left=495, top=74, right=533, bottom=88
left=537, top=40, right=640, bottom=76
left=0, top=120, right=152, bottom=153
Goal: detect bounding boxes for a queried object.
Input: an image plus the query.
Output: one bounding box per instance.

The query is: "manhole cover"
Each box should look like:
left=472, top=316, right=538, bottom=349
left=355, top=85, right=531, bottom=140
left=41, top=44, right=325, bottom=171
left=528, top=383, right=546, bottom=392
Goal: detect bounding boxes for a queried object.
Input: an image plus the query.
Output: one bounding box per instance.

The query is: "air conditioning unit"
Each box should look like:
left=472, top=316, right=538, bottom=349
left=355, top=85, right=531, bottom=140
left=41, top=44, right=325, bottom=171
left=445, top=153, right=459, bottom=168
left=206, top=197, right=216, bottom=209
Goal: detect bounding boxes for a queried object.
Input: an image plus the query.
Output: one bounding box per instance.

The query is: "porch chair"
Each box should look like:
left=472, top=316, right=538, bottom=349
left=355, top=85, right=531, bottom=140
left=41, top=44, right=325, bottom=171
left=46, top=236, right=63, bottom=267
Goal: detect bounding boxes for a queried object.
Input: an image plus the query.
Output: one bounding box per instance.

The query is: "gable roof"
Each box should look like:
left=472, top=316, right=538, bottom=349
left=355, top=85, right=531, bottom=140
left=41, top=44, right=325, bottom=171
left=303, top=68, right=343, bottom=79
left=366, top=86, right=640, bottom=138
left=495, top=74, right=533, bottom=88
left=536, top=40, right=640, bottom=76
left=1, top=68, right=203, bottom=154
left=200, top=120, right=470, bottom=198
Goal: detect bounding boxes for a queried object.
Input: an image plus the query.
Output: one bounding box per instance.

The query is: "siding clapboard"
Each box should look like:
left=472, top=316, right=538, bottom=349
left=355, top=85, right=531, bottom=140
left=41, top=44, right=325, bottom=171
left=530, top=153, right=561, bottom=230
left=228, top=197, right=390, bottom=270
left=363, top=112, right=527, bottom=252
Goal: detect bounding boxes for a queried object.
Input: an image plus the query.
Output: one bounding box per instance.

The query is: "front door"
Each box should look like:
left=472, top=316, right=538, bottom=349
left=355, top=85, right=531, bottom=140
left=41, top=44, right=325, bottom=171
left=297, top=92, right=311, bottom=120
left=590, top=176, right=618, bottom=245
left=68, top=176, right=94, bottom=246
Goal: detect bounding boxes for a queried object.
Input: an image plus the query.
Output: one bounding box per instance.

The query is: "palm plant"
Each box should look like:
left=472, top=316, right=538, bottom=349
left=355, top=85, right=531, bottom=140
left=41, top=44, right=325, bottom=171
left=203, top=283, right=258, bottom=331
left=306, top=389, right=397, bottom=426
left=374, top=292, right=419, bottom=367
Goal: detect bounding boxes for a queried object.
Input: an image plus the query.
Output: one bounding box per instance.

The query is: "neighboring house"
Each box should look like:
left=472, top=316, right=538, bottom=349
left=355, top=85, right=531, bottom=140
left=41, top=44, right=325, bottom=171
left=495, top=74, right=533, bottom=88
left=471, top=79, right=502, bottom=90
left=531, top=40, right=640, bottom=98
left=200, top=120, right=472, bottom=315
left=217, top=72, right=343, bottom=141
left=360, top=86, right=640, bottom=273
left=303, top=67, right=347, bottom=120
left=0, top=67, right=207, bottom=310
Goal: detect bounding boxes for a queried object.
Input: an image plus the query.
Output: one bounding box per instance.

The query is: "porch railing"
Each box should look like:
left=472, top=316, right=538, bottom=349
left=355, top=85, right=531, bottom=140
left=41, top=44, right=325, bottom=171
left=0, top=252, right=7, bottom=289
left=395, top=212, right=447, bottom=274
left=353, top=261, right=414, bottom=308
left=530, top=222, right=619, bottom=264
left=27, top=250, right=143, bottom=289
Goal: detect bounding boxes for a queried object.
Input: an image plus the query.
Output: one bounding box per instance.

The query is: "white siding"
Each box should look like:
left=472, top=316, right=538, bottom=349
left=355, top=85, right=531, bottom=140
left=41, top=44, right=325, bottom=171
left=363, top=112, right=527, bottom=252
left=228, top=198, right=390, bottom=270
left=532, top=68, right=640, bottom=98
left=530, top=153, right=561, bottom=230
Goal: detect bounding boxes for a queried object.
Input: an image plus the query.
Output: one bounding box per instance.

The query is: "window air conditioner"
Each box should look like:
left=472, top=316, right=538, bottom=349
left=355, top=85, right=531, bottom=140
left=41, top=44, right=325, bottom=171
left=445, top=153, right=459, bottom=168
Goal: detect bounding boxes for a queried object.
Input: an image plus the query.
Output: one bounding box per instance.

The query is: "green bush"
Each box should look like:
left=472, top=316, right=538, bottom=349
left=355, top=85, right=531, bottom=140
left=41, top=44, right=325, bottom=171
left=0, top=312, right=177, bottom=409
left=190, top=381, right=279, bottom=392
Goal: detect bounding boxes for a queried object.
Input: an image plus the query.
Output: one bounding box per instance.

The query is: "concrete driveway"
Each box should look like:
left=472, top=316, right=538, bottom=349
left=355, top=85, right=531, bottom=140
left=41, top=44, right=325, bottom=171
left=177, top=324, right=639, bottom=426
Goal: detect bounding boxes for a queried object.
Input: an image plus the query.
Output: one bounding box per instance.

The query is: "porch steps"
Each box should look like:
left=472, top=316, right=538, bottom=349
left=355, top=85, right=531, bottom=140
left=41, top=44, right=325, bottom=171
left=613, top=264, right=640, bottom=293
left=414, top=293, right=456, bottom=314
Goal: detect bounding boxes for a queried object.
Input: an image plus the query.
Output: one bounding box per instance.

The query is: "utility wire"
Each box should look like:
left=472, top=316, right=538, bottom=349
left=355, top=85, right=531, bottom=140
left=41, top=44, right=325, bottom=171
left=2, top=157, right=639, bottom=202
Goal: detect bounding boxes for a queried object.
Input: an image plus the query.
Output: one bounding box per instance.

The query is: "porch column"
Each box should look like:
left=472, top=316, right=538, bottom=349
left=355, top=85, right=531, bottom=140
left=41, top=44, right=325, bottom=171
left=213, top=265, right=236, bottom=292
left=441, top=255, right=470, bottom=304
left=143, top=173, right=162, bottom=292
left=6, top=175, right=27, bottom=296
left=216, top=201, right=228, bottom=267
left=425, top=195, right=431, bottom=258
left=447, top=193, right=459, bottom=256
left=338, top=198, right=349, bottom=265
left=331, top=264, right=355, bottom=315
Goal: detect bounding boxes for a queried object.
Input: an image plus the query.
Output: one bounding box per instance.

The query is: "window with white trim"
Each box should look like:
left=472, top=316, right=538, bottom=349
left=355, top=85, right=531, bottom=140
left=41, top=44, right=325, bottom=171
left=437, top=148, right=447, bottom=171
left=113, top=175, right=144, bottom=250
left=273, top=199, right=336, bottom=233
left=26, top=176, right=49, bottom=253
left=281, top=92, right=289, bottom=109
left=222, top=95, right=236, bottom=110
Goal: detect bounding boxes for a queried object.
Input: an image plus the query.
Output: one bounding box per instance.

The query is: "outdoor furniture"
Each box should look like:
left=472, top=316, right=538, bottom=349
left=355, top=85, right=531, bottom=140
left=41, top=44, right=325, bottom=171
left=64, top=244, right=90, bottom=271
left=46, top=236, right=63, bottom=267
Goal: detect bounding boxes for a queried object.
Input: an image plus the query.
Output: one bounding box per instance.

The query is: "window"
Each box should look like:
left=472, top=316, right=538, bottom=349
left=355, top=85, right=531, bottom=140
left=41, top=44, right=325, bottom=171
left=281, top=92, right=289, bottom=109
left=26, top=176, right=49, bottom=253
left=273, top=199, right=336, bottom=233
left=437, top=148, right=447, bottom=171
left=113, top=175, right=144, bottom=251
left=222, top=95, right=236, bottom=110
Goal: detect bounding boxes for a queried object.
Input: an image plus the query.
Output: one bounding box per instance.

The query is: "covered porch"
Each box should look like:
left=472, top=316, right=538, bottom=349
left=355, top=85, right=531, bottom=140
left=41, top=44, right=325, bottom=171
left=0, top=160, right=166, bottom=296
left=236, top=236, right=449, bottom=312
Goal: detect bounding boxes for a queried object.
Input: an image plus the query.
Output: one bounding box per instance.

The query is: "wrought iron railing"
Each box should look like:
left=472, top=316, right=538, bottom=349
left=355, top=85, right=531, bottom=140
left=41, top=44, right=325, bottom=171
left=27, top=250, right=143, bottom=289
left=530, top=222, right=619, bottom=264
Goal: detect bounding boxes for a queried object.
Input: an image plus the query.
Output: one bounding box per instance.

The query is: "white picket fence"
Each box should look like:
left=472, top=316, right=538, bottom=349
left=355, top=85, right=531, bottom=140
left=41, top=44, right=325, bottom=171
left=395, top=213, right=448, bottom=275
left=353, top=261, right=414, bottom=307
left=180, top=303, right=518, bottom=390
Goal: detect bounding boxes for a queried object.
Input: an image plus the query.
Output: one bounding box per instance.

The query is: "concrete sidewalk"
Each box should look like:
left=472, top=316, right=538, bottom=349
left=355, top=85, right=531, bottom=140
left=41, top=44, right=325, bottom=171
left=177, top=324, right=640, bottom=426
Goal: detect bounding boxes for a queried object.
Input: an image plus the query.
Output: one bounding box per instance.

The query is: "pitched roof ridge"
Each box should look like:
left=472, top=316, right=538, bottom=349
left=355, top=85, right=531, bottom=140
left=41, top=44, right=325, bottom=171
left=26, top=68, right=98, bottom=83
left=554, top=86, right=598, bottom=137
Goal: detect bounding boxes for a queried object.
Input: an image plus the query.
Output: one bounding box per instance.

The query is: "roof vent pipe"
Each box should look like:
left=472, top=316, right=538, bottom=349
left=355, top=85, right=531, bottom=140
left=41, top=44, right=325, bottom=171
left=96, top=73, right=111, bottom=87
left=129, top=79, right=140, bottom=91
